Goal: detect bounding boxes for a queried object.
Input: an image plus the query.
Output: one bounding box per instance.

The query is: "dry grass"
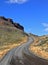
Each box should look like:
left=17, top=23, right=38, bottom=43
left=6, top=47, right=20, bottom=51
left=29, top=35, right=48, bottom=60
left=0, top=36, right=27, bottom=58
left=0, top=26, right=28, bottom=58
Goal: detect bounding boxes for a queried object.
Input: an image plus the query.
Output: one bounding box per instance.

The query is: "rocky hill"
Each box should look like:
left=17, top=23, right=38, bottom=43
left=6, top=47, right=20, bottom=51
left=0, top=16, right=27, bottom=58
left=0, top=16, right=24, bottom=31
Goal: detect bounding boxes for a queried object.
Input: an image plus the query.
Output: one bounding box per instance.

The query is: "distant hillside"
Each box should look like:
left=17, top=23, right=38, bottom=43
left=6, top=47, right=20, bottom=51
left=0, top=16, right=27, bottom=58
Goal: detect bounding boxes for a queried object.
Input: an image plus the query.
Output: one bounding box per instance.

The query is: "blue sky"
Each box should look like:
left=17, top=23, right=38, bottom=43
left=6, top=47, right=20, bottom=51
left=0, top=0, right=48, bottom=36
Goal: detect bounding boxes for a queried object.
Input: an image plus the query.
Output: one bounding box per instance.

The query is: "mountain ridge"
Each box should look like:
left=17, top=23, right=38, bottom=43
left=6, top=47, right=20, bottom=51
left=0, top=16, right=24, bottom=31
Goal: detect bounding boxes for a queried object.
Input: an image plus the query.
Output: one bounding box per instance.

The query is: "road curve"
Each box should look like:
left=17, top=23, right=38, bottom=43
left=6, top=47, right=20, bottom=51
left=0, top=37, right=32, bottom=65
left=0, top=37, right=48, bottom=65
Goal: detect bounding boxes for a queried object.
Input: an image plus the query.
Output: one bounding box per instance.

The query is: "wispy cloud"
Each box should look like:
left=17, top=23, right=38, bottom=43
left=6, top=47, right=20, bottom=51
left=42, top=23, right=48, bottom=27
left=42, top=23, right=48, bottom=32
left=5, top=0, right=28, bottom=4
left=44, top=28, right=48, bottom=32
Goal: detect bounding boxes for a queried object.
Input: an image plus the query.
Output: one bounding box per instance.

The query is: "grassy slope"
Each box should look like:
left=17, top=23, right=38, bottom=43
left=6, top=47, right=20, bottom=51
left=0, top=25, right=27, bottom=58
left=29, top=34, right=48, bottom=60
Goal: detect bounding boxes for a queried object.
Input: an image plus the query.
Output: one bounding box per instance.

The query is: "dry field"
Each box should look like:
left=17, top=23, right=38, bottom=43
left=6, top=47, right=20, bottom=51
left=29, top=35, right=48, bottom=60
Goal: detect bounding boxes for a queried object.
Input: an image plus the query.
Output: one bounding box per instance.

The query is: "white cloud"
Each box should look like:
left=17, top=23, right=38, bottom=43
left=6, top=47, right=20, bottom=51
left=42, top=23, right=48, bottom=32
left=5, top=0, right=28, bottom=4
left=44, top=28, right=48, bottom=32
left=42, top=23, right=48, bottom=27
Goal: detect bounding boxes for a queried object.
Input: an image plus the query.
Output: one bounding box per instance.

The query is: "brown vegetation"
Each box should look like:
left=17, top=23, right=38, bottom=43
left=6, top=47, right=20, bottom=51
left=29, top=35, right=48, bottom=60
left=0, top=36, right=27, bottom=59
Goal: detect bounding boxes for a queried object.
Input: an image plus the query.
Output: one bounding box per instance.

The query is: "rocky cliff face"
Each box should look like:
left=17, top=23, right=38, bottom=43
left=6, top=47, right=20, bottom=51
left=0, top=16, right=24, bottom=31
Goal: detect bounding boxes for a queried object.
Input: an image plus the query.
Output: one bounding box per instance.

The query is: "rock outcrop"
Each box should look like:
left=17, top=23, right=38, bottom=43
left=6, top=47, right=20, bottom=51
left=0, top=16, right=24, bottom=31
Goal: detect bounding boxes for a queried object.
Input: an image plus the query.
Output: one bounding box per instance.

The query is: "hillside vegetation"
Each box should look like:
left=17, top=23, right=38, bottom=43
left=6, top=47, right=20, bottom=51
left=29, top=34, right=48, bottom=60
left=0, top=17, right=27, bottom=58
